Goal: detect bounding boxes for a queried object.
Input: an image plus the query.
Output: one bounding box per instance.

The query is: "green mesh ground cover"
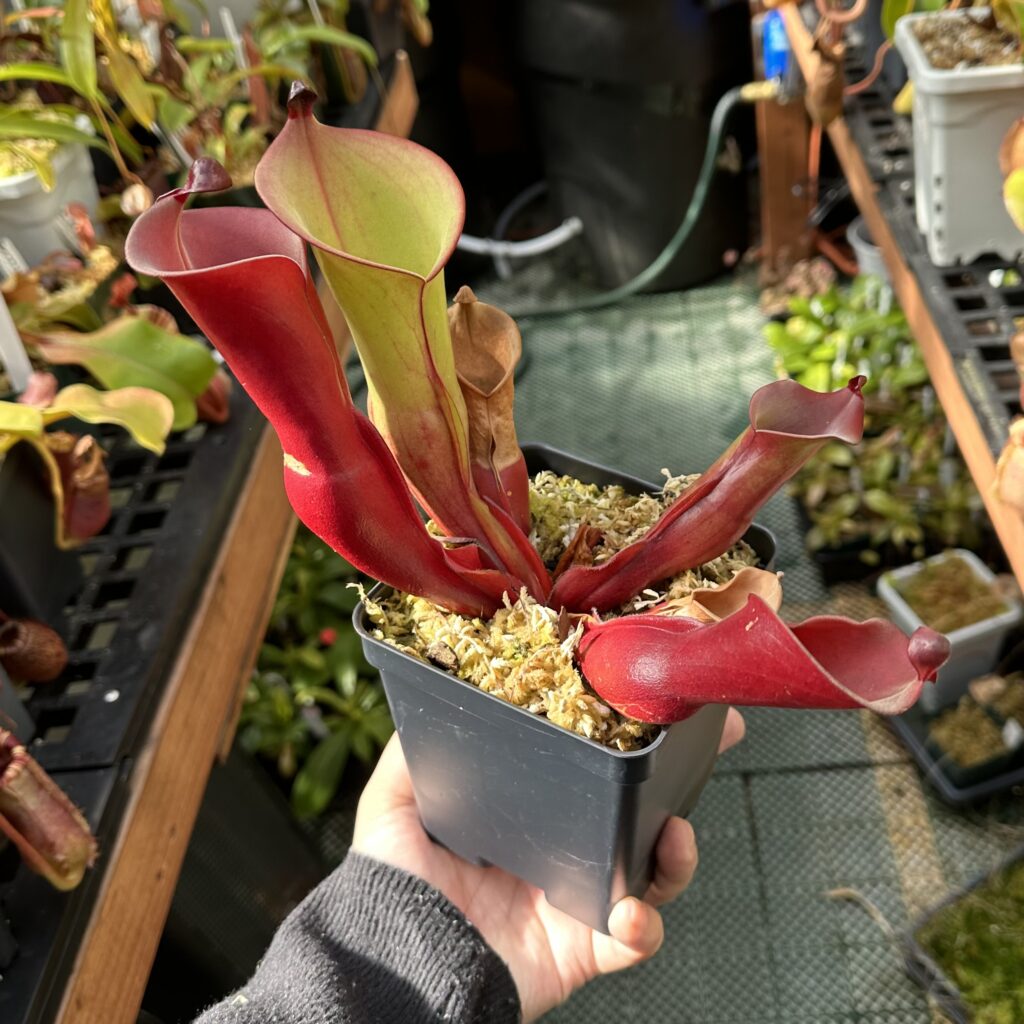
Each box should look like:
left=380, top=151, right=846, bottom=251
left=319, top=266, right=1024, bottom=1023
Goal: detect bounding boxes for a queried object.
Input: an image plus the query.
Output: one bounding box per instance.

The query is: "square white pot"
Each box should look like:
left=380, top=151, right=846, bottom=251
left=878, top=548, right=1022, bottom=713
left=895, top=10, right=1024, bottom=266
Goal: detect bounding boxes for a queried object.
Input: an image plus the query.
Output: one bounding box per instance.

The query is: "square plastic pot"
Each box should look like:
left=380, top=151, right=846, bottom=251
left=895, top=10, right=1024, bottom=266
left=0, top=136, right=99, bottom=268
left=878, top=548, right=1022, bottom=714
left=923, top=703, right=1017, bottom=790
left=354, top=443, right=776, bottom=933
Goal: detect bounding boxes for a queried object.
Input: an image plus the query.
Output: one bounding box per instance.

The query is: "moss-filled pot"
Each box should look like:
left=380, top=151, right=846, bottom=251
left=904, top=846, right=1024, bottom=1024
left=354, top=444, right=776, bottom=933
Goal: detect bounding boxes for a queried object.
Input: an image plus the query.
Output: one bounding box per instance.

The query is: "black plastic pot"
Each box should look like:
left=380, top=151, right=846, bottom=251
left=0, top=444, right=83, bottom=625
left=517, top=0, right=753, bottom=291
left=890, top=703, right=1024, bottom=806
left=354, top=443, right=776, bottom=933
left=923, top=703, right=1018, bottom=791
left=0, top=664, right=34, bottom=740
left=903, top=846, right=1024, bottom=1024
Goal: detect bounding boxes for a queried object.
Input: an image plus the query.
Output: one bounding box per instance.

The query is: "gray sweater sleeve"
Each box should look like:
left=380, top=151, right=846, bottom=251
left=195, top=852, right=522, bottom=1024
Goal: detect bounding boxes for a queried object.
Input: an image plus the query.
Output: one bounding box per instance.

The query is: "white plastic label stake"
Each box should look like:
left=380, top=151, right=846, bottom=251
left=1003, top=717, right=1024, bottom=752
left=0, top=292, right=32, bottom=394
left=0, top=238, right=29, bottom=281
left=219, top=6, right=251, bottom=96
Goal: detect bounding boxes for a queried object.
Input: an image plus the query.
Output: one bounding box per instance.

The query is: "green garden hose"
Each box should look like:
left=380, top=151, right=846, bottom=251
left=505, top=80, right=781, bottom=320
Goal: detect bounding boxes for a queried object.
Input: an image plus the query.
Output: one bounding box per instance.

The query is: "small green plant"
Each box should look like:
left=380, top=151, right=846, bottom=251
left=917, top=856, right=1024, bottom=1024
left=238, top=527, right=392, bottom=819
left=764, top=276, right=985, bottom=562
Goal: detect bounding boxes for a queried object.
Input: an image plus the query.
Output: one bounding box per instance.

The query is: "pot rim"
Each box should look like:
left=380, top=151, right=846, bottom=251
left=354, top=582, right=671, bottom=761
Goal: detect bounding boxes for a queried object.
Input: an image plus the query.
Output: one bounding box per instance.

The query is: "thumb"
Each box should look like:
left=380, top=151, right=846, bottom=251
left=592, top=898, right=665, bottom=975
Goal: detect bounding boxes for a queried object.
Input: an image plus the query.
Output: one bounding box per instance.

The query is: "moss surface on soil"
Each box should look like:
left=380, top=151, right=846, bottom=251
left=366, top=470, right=760, bottom=750
left=916, top=857, right=1024, bottom=1024
left=895, top=554, right=1007, bottom=634
left=927, top=698, right=1008, bottom=767
left=913, top=10, right=1020, bottom=68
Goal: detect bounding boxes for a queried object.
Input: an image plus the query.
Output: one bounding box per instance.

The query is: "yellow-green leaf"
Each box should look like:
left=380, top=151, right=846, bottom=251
left=33, top=315, right=218, bottom=430
left=0, top=62, right=76, bottom=89
left=45, top=383, right=173, bottom=454
left=0, top=402, right=44, bottom=437
left=1005, top=168, right=1024, bottom=232
left=0, top=109, right=110, bottom=155
left=60, top=0, right=98, bottom=100
left=101, top=42, right=155, bottom=129
left=4, top=142, right=56, bottom=190
left=881, top=0, right=914, bottom=40
left=263, top=25, right=376, bottom=66
left=893, top=81, right=913, bottom=116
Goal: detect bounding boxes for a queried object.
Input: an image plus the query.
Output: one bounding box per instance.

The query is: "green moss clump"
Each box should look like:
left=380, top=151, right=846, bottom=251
left=917, top=859, right=1024, bottom=1024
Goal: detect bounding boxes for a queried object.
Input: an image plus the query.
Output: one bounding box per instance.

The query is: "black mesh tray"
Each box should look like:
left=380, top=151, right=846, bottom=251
left=1, top=386, right=266, bottom=1024
left=19, top=387, right=264, bottom=772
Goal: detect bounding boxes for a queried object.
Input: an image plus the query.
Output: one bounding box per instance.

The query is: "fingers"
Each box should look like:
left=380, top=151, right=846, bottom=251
left=601, top=897, right=665, bottom=969
left=355, top=733, right=415, bottom=822
left=644, top=817, right=698, bottom=907
left=718, top=707, right=746, bottom=754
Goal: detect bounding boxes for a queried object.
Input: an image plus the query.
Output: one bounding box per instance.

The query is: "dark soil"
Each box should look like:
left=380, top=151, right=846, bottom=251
left=913, top=11, right=1020, bottom=69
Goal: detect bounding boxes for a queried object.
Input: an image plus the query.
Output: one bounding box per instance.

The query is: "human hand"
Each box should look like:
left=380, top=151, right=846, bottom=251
left=352, top=708, right=745, bottom=1022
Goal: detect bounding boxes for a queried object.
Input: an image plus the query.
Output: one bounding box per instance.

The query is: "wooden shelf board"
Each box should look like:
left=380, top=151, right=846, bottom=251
left=781, top=5, right=1024, bottom=589
left=55, top=428, right=295, bottom=1024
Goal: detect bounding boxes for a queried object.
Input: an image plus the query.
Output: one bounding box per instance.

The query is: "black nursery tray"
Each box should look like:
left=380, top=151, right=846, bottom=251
left=0, top=765, right=129, bottom=1024
left=22, top=387, right=264, bottom=772
left=0, top=386, right=265, bottom=1024
left=889, top=704, right=1024, bottom=807
left=902, top=845, right=1024, bottom=1023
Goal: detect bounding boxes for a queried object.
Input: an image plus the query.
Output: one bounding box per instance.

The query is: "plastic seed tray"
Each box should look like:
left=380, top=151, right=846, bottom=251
left=0, top=386, right=264, bottom=1024
left=839, top=44, right=1023, bottom=458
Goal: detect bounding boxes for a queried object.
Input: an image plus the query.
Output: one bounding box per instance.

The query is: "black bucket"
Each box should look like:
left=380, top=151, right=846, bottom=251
left=517, top=0, right=754, bottom=291
left=354, top=443, right=775, bottom=932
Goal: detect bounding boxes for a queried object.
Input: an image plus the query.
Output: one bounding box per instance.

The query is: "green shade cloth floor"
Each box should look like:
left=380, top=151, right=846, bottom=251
left=317, top=268, right=1024, bottom=1023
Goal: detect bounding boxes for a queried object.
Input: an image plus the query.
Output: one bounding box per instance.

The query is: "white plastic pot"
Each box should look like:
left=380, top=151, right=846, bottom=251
left=878, top=548, right=1023, bottom=713
left=894, top=10, right=1024, bottom=266
left=847, top=215, right=890, bottom=281
left=0, top=139, right=100, bottom=267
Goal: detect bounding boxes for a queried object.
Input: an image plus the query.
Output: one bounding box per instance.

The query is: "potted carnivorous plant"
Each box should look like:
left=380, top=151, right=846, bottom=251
left=125, top=84, right=950, bottom=931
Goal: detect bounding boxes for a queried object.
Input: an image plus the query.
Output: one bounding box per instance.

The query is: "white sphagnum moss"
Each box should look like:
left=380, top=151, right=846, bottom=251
left=365, top=471, right=759, bottom=750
